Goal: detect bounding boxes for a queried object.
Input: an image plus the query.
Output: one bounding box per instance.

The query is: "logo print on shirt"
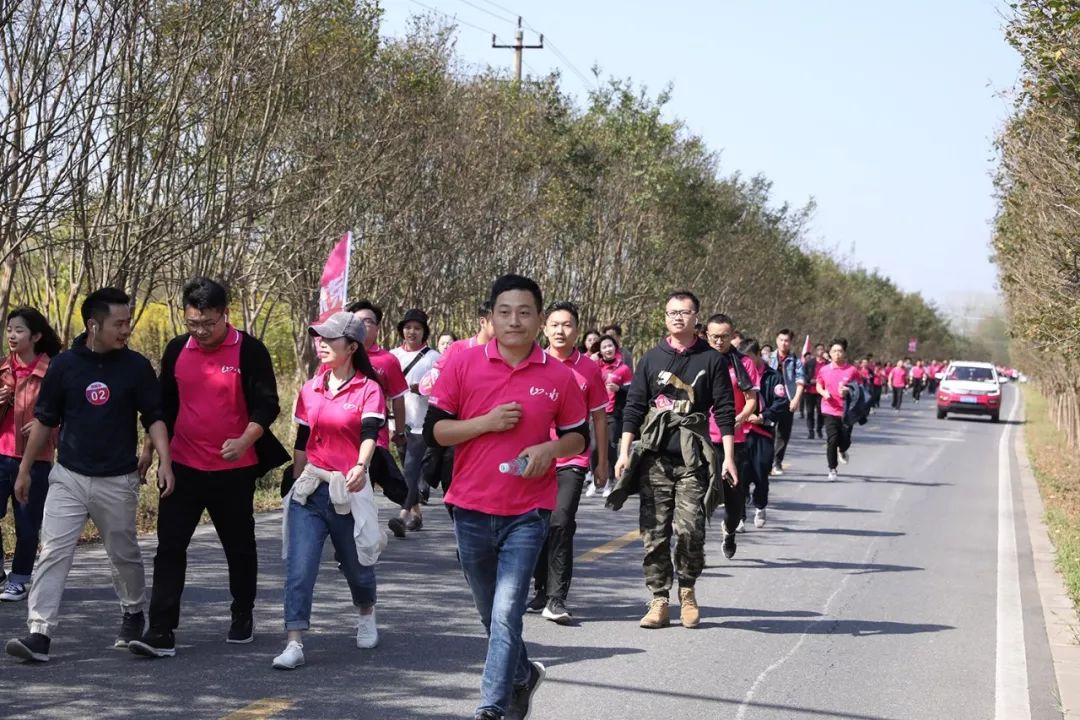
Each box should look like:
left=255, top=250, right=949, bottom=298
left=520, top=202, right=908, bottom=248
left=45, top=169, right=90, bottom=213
left=343, top=402, right=359, bottom=411
left=529, top=386, right=559, bottom=402
left=85, top=381, right=110, bottom=406
left=221, top=365, right=241, bottom=375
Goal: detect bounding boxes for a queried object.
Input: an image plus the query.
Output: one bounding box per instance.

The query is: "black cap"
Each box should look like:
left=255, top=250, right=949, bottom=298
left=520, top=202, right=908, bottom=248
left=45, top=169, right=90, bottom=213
left=397, top=309, right=430, bottom=341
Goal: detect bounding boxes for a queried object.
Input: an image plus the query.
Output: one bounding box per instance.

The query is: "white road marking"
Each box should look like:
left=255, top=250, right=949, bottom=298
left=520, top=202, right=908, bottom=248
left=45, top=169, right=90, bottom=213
left=995, top=395, right=1031, bottom=720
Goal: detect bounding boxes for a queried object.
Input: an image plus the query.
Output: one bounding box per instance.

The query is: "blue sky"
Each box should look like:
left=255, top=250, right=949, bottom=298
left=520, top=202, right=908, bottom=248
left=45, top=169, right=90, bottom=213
left=379, top=0, right=1021, bottom=313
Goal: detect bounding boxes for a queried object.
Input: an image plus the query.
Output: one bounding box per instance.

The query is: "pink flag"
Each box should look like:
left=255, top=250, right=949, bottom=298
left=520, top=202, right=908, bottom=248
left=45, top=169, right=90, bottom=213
left=318, top=231, right=352, bottom=320
left=907, top=337, right=918, bottom=353
left=801, top=334, right=811, bottom=357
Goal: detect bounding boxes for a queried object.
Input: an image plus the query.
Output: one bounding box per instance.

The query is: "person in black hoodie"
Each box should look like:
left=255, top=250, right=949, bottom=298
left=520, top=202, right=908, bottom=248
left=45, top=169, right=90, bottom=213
left=129, top=278, right=289, bottom=659
left=613, top=290, right=737, bottom=630
left=6, top=288, right=174, bottom=664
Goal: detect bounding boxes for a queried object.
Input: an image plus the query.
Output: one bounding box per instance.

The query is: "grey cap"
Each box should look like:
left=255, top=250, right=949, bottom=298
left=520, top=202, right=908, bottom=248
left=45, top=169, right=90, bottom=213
left=308, top=311, right=367, bottom=344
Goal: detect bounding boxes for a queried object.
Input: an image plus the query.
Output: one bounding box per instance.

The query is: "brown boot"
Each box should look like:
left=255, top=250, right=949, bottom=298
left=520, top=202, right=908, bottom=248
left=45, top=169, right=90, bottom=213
left=679, top=587, right=700, bottom=628
left=639, top=598, right=670, bottom=629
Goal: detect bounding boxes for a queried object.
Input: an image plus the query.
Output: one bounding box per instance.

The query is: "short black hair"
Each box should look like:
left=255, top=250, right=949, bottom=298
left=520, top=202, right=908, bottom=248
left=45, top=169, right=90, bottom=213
left=182, top=277, right=228, bottom=311
left=762, top=343, right=774, bottom=353
left=346, top=300, right=382, bottom=325
left=739, top=338, right=761, bottom=355
left=81, top=288, right=130, bottom=325
left=490, top=274, right=543, bottom=313
left=546, top=300, right=579, bottom=324
left=601, top=323, right=622, bottom=336
left=777, top=328, right=793, bottom=339
left=830, top=337, right=849, bottom=351
left=705, top=313, right=734, bottom=328
left=598, top=333, right=620, bottom=351
left=477, top=300, right=493, bottom=317
left=814, top=343, right=826, bottom=349
left=666, top=290, right=700, bottom=312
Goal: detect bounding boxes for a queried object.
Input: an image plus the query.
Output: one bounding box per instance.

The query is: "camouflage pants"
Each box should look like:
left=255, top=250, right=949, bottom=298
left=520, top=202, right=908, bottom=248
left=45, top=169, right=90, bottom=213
left=639, top=452, right=708, bottom=599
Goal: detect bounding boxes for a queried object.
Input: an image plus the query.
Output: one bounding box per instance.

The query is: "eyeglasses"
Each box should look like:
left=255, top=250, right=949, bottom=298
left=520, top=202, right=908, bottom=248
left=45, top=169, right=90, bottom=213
left=357, top=317, right=379, bottom=326
left=664, top=309, right=696, bottom=319
left=706, top=333, right=731, bottom=343
left=184, top=316, right=225, bottom=332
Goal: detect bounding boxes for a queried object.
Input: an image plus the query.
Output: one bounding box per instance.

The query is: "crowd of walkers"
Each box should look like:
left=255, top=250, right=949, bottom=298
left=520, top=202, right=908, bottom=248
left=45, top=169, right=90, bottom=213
left=0, top=274, right=946, bottom=719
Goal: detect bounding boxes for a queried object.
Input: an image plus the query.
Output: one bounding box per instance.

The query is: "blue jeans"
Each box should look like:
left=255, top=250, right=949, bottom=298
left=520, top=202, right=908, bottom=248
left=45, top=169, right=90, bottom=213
left=0, top=455, right=51, bottom=583
left=454, top=507, right=550, bottom=716
left=284, top=484, right=377, bottom=631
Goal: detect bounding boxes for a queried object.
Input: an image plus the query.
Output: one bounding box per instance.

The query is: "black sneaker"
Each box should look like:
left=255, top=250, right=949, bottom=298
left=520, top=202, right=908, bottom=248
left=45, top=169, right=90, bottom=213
left=507, top=660, right=546, bottom=720
left=405, top=515, right=423, bottom=532
left=227, top=613, right=254, bottom=644
left=541, top=598, right=572, bottom=625
left=388, top=517, right=407, bottom=538
left=474, top=711, right=500, bottom=720
left=6, top=633, right=50, bottom=662
left=722, top=533, right=737, bottom=560
left=129, top=630, right=176, bottom=658
left=419, top=484, right=431, bottom=505
left=115, top=611, right=144, bottom=648
left=525, top=591, right=546, bottom=614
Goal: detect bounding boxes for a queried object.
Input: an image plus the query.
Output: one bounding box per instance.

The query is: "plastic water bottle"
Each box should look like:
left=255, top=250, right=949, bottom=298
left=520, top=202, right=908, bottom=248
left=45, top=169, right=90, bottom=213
left=499, top=457, right=528, bottom=476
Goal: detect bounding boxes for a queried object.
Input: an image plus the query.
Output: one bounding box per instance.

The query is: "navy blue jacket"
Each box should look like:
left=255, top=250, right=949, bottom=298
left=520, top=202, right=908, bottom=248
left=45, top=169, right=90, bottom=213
left=35, top=334, right=164, bottom=477
left=843, top=381, right=873, bottom=427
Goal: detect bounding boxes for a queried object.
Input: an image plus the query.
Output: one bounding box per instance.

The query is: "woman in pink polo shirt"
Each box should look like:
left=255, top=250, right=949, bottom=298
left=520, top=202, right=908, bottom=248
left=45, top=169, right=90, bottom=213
left=888, top=360, right=908, bottom=410
left=816, top=337, right=861, bottom=481
left=0, top=308, right=62, bottom=602
left=272, top=312, right=386, bottom=671
left=586, top=334, right=633, bottom=499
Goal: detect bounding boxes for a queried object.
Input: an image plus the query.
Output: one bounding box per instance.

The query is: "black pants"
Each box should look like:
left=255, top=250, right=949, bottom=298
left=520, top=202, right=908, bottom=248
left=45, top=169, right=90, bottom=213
left=803, top=394, right=823, bottom=437
left=714, top=442, right=750, bottom=533
left=871, top=385, right=882, bottom=408
left=745, top=431, right=774, bottom=511
left=533, top=466, right=586, bottom=601
left=149, top=463, right=258, bottom=632
left=912, top=379, right=924, bottom=402
left=823, top=415, right=852, bottom=470
left=891, top=387, right=904, bottom=409
left=590, top=413, right=619, bottom=478
left=773, top=411, right=794, bottom=468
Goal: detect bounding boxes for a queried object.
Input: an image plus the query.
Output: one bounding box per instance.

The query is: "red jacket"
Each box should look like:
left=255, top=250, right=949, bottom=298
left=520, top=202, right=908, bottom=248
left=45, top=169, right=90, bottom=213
left=0, top=354, right=57, bottom=461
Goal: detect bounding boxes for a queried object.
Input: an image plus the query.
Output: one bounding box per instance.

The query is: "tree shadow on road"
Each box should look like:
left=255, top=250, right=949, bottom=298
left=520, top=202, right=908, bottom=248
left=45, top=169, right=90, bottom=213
left=734, top=557, right=923, bottom=575
left=770, top=500, right=879, bottom=514
left=717, top=617, right=954, bottom=636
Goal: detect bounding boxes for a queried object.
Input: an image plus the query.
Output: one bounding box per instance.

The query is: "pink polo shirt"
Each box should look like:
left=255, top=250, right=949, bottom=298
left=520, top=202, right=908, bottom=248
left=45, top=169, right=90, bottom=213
left=367, top=344, right=408, bottom=449
left=171, top=327, right=258, bottom=471
left=430, top=340, right=588, bottom=516
left=710, top=353, right=761, bottom=444
left=889, top=367, right=908, bottom=388
left=418, top=336, right=480, bottom=396
left=549, top=349, right=608, bottom=469
left=0, top=354, right=41, bottom=458
left=911, top=366, right=926, bottom=380
left=294, top=368, right=386, bottom=475
left=818, top=363, right=861, bottom=417
left=598, top=357, right=633, bottom=413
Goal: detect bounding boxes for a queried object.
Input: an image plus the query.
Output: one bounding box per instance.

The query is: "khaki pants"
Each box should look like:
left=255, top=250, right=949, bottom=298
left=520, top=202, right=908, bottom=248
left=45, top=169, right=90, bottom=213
left=27, top=464, right=146, bottom=637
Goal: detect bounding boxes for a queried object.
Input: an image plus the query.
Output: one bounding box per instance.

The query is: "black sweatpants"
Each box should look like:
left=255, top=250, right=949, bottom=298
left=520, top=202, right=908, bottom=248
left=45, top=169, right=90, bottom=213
left=745, top=431, right=774, bottom=511
left=715, top=442, right=749, bottom=533
left=773, top=412, right=794, bottom=468
left=533, top=466, right=587, bottom=602
left=823, top=415, right=852, bottom=471
left=891, top=387, right=904, bottom=409
left=804, top=394, right=823, bottom=437
left=912, top=379, right=924, bottom=402
left=149, top=463, right=258, bottom=632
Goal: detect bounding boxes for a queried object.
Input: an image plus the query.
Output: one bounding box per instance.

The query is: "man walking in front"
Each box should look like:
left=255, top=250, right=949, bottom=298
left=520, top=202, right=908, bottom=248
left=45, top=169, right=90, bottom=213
left=768, top=329, right=804, bottom=476
left=129, top=278, right=289, bottom=658
left=6, top=288, right=175, bottom=662
left=611, top=291, right=737, bottom=630
left=425, top=275, right=588, bottom=720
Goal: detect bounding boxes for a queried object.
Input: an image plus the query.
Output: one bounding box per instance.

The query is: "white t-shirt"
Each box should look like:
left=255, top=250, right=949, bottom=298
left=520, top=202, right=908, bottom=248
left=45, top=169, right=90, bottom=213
left=390, top=345, right=441, bottom=434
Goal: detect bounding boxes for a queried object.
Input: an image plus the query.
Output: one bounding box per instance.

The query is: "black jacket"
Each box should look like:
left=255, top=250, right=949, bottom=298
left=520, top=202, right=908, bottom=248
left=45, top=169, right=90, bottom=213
left=160, top=331, right=290, bottom=478
left=35, top=334, right=164, bottom=477
left=755, top=363, right=792, bottom=437
left=622, top=338, right=736, bottom=454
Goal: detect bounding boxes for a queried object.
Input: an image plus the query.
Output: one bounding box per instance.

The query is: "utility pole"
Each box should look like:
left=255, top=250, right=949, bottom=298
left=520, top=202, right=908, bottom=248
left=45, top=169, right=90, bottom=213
left=492, top=17, right=543, bottom=82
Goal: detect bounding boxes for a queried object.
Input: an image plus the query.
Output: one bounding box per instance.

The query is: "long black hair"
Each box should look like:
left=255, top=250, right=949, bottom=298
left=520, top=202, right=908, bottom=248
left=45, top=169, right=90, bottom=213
left=350, top=340, right=381, bottom=386
left=7, top=307, right=63, bottom=358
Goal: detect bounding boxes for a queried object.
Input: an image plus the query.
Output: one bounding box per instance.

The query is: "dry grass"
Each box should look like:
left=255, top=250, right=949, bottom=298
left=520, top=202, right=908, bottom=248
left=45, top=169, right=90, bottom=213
left=1023, top=386, right=1080, bottom=613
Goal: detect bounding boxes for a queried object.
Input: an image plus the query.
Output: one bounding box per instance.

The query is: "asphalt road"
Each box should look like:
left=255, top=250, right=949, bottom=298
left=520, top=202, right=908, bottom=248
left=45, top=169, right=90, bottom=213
left=0, top=385, right=1063, bottom=720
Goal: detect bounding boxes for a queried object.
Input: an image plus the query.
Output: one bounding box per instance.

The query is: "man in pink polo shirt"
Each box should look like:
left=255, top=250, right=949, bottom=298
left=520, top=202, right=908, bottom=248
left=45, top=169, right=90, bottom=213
left=424, top=275, right=588, bottom=720
left=130, top=278, right=289, bottom=657
left=816, top=337, right=861, bottom=481
left=347, top=300, right=411, bottom=537
left=526, top=300, right=608, bottom=625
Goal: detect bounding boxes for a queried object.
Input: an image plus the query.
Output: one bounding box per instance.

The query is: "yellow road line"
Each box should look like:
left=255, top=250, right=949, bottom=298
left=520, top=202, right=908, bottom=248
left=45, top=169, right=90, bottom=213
left=576, top=530, right=640, bottom=563
left=220, top=698, right=293, bottom=720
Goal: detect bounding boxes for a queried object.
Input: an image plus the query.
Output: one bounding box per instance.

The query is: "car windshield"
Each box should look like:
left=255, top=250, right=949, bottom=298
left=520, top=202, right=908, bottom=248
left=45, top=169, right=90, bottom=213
left=947, top=366, right=995, bottom=382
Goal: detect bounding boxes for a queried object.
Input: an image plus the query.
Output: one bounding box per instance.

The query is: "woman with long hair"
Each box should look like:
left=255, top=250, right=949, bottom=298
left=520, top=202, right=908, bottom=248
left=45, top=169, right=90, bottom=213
left=0, top=307, right=63, bottom=601
left=273, top=312, right=386, bottom=670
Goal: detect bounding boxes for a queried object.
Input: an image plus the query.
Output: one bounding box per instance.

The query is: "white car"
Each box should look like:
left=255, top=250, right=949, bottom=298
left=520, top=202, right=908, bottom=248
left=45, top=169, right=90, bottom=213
left=936, top=361, right=1002, bottom=422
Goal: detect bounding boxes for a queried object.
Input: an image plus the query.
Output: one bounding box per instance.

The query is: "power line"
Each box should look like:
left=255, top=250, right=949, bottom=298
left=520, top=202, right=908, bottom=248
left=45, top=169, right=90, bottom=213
left=475, top=0, right=520, bottom=18
left=454, top=0, right=515, bottom=26
left=403, top=0, right=496, bottom=35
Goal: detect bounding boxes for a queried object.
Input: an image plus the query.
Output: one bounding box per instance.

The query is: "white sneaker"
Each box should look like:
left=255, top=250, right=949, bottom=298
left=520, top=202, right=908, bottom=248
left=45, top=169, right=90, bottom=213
left=736, top=519, right=746, bottom=533
left=839, top=451, right=849, bottom=465
left=272, top=640, right=304, bottom=670
left=602, top=484, right=613, bottom=499
left=356, top=610, right=378, bottom=649
left=754, top=509, right=766, bottom=528
left=584, top=482, right=597, bottom=498
left=828, top=469, right=838, bottom=481
left=0, top=581, right=29, bottom=602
